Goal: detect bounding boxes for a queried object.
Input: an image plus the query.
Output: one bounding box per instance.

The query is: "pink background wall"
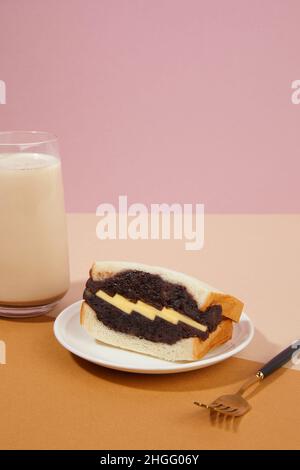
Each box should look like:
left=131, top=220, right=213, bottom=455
left=1, top=0, right=299, bottom=212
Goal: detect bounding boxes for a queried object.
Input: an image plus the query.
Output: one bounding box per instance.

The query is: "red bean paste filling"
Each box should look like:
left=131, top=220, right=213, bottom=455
left=83, top=270, right=223, bottom=345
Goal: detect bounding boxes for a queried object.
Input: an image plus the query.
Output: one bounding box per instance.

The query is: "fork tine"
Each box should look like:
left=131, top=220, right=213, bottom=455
left=232, top=410, right=245, bottom=417
left=193, top=401, right=209, bottom=409
left=219, top=411, right=236, bottom=417
left=194, top=400, right=245, bottom=417
left=213, top=404, right=230, bottom=411
left=225, top=409, right=244, bottom=417
left=215, top=407, right=237, bottom=415
left=209, top=405, right=243, bottom=417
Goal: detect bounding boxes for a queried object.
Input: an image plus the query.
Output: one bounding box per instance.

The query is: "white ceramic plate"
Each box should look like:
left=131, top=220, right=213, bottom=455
left=54, top=300, right=254, bottom=374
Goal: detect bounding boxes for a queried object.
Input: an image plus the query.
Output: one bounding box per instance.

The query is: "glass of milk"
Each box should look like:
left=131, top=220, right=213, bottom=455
left=0, top=131, right=70, bottom=317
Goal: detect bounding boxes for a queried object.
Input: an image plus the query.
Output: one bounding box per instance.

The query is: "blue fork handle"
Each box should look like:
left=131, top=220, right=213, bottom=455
left=258, top=342, right=300, bottom=378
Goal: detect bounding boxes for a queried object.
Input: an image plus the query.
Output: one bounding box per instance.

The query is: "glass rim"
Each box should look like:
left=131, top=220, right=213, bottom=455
left=0, top=131, right=58, bottom=146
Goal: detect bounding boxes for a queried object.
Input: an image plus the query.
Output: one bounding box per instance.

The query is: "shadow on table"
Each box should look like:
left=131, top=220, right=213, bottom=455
left=72, top=352, right=251, bottom=393
left=71, top=326, right=285, bottom=395
left=73, top=317, right=289, bottom=433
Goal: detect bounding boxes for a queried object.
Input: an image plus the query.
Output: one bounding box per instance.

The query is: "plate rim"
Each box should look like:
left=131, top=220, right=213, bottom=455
left=54, top=300, right=254, bottom=374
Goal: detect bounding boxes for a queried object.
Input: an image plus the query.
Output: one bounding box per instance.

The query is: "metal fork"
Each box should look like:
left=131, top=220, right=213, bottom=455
left=194, top=342, right=300, bottom=417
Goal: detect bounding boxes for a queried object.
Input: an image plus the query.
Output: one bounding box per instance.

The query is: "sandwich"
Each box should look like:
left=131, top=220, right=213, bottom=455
left=80, top=261, right=244, bottom=362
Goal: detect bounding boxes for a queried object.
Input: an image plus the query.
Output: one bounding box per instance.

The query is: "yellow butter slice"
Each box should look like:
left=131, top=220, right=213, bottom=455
left=95, top=290, right=207, bottom=332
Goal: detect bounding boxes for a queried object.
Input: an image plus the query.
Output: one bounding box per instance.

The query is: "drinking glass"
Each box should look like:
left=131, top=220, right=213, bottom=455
left=0, top=131, right=70, bottom=317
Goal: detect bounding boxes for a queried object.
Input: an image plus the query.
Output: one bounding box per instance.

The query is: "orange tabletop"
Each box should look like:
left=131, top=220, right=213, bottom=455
left=0, top=214, right=299, bottom=450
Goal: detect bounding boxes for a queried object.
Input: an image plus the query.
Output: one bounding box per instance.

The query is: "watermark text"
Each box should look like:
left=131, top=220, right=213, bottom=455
left=292, top=339, right=300, bottom=367
left=291, top=80, right=300, bottom=104
left=0, top=340, right=6, bottom=364
left=0, top=80, right=6, bottom=104
left=96, top=196, right=204, bottom=251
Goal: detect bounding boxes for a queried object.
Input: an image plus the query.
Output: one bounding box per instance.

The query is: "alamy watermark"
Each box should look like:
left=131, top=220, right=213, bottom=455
left=96, top=196, right=204, bottom=251
left=291, top=339, right=300, bottom=367
left=291, top=80, right=300, bottom=104
left=0, top=80, right=6, bottom=104
left=0, top=340, right=6, bottom=364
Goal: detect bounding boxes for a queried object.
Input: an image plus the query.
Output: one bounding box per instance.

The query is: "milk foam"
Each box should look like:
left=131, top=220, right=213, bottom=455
left=0, top=152, right=59, bottom=170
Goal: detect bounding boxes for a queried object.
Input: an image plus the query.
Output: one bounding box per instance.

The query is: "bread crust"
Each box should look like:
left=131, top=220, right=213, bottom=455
left=80, top=301, right=233, bottom=362
left=192, top=319, right=233, bottom=360
left=90, top=261, right=243, bottom=322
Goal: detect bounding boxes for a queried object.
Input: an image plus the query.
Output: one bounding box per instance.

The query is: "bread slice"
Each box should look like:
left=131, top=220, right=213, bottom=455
left=81, top=301, right=233, bottom=362
left=90, top=261, right=243, bottom=322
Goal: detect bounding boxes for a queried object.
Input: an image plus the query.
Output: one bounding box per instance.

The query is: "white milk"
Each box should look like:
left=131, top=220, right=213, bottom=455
left=0, top=153, right=69, bottom=305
